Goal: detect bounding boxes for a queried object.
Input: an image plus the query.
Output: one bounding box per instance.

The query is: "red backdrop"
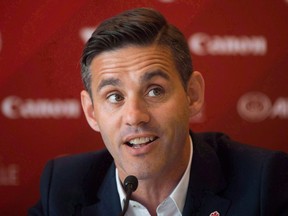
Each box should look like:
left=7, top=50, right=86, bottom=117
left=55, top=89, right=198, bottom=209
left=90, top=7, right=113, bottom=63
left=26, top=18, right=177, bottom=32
left=1, top=1, right=288, bottom=215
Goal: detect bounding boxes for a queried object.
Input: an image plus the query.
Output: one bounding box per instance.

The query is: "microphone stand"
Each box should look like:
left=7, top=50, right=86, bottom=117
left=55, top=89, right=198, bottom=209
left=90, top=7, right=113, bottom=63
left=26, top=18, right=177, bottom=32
left=119, top=175, right=138, bottom=216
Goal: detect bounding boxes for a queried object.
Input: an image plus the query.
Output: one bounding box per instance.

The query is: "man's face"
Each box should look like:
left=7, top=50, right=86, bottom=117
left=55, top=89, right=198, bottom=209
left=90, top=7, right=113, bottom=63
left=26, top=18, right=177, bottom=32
left=81, top=45, right=203, bottom=181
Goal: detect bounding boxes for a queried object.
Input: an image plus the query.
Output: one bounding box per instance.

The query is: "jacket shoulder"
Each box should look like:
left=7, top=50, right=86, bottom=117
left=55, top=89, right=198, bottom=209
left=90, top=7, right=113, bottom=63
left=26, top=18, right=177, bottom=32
left=49, top=149, right=113, bottom=174
left=192, top=131, right=288, bottom=175
left=192, top=132, right=288, bottom=215
left=192, top=131, right=284, bottom=160
left=37, top=149, right=113, bottom=215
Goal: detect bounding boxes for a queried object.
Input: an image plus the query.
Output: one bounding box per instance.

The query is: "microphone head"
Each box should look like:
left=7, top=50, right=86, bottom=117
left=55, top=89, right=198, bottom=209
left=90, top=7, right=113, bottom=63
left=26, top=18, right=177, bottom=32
left=124, top=175, right=138, bottom=192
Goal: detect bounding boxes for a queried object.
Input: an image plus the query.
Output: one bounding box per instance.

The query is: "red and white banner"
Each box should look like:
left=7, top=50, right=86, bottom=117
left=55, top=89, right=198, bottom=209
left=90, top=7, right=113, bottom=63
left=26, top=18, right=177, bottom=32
left=1, top=1, right=287, bottom=215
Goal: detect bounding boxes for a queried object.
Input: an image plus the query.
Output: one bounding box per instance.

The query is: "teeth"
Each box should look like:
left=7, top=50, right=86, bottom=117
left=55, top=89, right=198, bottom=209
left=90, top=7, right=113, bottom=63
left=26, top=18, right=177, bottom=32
left=129, top=137, right=155, bottom=145
left=132, top=144, right=142, bottom=149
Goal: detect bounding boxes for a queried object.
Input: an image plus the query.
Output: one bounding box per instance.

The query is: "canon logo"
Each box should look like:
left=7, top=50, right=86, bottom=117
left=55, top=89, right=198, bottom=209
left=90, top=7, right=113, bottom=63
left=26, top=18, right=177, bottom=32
left=237, top=92, right=288, bottom=122
left=189, top=33, right=267, bottom=56
left=1, top=96, right=81, bottom=119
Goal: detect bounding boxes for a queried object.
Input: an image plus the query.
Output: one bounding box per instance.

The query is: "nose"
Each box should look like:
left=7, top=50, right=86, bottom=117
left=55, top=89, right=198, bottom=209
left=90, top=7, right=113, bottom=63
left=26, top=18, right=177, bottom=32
left=123, top=97, right=150, bottom=126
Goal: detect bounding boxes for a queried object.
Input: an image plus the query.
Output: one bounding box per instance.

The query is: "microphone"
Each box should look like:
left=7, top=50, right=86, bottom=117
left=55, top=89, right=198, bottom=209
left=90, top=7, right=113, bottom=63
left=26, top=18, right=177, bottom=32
left=119, top=175, right=138, bottom=216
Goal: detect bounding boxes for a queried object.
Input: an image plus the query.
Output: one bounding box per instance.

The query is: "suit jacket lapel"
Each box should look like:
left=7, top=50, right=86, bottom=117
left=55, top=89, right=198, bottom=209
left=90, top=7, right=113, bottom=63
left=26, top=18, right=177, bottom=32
left=183, top=132, right=231, bottom=216
left=80, top=150, right=121, bottom=216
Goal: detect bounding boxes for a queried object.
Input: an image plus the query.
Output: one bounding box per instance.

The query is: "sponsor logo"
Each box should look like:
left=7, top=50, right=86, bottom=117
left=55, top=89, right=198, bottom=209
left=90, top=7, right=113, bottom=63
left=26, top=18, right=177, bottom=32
left=209, top=211, right=220, bottom=216
left=79, top=26, right=96, bottom=43
left=0, top=160, right=19, bottom=186
left=1, top=96, right=81, bottom=119
left=237, top=92, right=288, bottom=122
left=189, top=33, right=267, bottom=56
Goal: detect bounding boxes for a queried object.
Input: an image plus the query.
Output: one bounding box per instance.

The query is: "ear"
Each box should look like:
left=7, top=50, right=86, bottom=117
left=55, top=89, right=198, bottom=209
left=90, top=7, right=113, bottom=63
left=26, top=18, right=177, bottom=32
left=80, top=90, right=100, bottom=132
left=186, top=71, right=205, bottom=117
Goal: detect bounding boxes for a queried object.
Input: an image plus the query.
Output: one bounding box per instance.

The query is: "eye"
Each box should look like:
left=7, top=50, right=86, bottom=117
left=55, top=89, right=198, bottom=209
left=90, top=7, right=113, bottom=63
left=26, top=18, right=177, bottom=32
left=107, top=93, right=124, bottom=104
left=147, top=86, right=164, bottom=97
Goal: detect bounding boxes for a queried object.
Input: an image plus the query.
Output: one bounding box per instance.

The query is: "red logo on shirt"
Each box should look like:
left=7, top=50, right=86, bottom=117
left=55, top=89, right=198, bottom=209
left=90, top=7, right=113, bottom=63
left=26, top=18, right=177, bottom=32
left=210, top=211, right=220, bottom=216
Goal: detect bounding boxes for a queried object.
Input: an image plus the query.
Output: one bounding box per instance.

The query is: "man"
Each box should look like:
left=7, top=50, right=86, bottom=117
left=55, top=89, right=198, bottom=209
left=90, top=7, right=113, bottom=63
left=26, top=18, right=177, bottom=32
left=29, top=8, right=288, bottom=216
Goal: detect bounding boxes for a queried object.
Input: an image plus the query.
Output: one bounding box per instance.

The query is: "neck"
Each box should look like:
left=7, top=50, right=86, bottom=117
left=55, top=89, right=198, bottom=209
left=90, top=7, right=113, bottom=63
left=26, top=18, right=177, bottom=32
left=123, top=138, right=191, bottom=214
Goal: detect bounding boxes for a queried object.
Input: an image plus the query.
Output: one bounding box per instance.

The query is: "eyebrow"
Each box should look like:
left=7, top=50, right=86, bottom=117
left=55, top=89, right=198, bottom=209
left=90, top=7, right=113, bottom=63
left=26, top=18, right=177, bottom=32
left=140, top=70, right=170, bottom=83
left=96, top=70, right=170, bottom=92
left=97, top=78, right=121, bottom=92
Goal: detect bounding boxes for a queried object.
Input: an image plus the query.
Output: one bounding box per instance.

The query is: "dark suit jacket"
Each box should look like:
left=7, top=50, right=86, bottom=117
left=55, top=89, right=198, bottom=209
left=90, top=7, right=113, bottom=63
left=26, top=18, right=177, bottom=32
left=28, top=132, right=288, bottom=216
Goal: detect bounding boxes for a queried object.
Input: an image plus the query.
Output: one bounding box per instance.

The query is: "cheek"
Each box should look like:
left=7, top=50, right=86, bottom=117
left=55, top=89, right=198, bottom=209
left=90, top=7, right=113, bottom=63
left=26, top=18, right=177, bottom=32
left=96, top=114, right=118, bottom=138
left=94, top=106, right=122, bottom=144
left=156, top=96, right=190, bottom=123
left=99, top=126, right=121, bottom=162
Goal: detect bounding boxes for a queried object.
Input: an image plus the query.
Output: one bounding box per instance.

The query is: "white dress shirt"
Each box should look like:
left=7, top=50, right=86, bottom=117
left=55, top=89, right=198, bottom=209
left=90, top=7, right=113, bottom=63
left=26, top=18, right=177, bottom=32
left=116, top=137, right=193, bottom=216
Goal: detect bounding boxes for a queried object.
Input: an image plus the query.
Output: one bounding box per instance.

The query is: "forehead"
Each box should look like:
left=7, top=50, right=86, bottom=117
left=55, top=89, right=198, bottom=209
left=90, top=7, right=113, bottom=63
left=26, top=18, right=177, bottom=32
left=89, top=45, right=177, bottom=79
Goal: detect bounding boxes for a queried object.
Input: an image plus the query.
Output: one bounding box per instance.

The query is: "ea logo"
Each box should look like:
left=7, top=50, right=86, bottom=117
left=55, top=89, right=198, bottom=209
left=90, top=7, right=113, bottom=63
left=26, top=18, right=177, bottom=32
left=237, top=92, right=272, bottom=122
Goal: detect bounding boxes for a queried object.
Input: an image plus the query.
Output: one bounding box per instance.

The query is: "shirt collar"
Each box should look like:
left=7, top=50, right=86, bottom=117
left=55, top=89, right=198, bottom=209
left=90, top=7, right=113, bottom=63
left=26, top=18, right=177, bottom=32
left=116, top=168, right=128, bottom=209
left=169, top=136, right=193, bottom=212
left=116, top=136, right=193, bottom=214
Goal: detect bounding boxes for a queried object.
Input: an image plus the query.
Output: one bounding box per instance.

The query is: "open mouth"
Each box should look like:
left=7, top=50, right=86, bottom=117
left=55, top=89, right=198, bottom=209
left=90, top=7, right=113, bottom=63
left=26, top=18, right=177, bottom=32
left=125, top=136, right=158, bottom=149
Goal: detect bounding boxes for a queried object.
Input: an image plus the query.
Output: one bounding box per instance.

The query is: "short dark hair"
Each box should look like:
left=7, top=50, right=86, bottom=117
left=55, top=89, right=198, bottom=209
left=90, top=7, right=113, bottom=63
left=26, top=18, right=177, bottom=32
left=81, top=8, right=193, bottom=96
